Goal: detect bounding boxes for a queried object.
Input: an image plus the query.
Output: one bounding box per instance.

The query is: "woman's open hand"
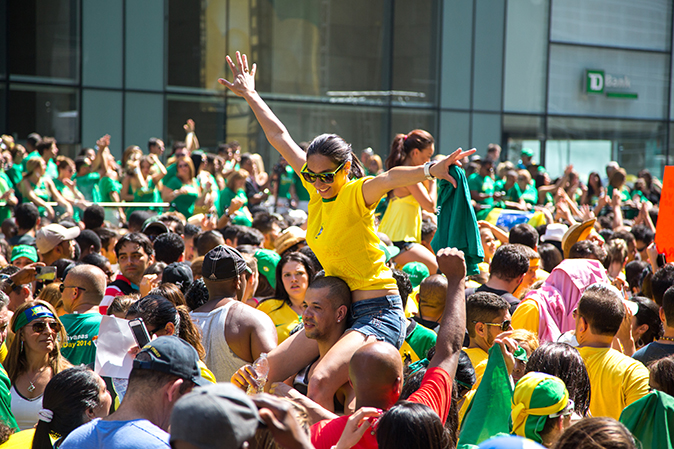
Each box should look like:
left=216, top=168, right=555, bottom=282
left=429, top=147, right=476, bottom=187
left=218, top=51, right=257, bottom=98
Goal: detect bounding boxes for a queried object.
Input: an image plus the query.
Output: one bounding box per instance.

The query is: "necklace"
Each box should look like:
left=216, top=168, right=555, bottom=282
left=660, top=335, right=674, bottom=343
left=27, top=366, right=48, bottom=393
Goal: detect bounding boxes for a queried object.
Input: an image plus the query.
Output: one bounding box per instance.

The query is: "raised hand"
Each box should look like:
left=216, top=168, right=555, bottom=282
left=218, top=51, right=257, bottom=98
left=96, top=134, right=111, bottom=150
left=429, top=147, right=477, bottom=188
left=436, top=247, right=466, bottom=281
left=183, top=119, right=196, bottom=134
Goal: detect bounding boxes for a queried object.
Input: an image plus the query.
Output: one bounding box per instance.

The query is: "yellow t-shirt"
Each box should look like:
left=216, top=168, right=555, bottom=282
left=459, top=347, right=489, bottom=423
left=511, top=298, right=540, bottom=337
left=0, top=342, right=6, bottom=364
left=199, top=360, right=217, bottom=384
left=256, top=299, right=301, bottom=344
left=302, top=175, right=396, bottom=291
left=0, top=429, right=34, bottom=448
left=404, top=287, right=420, bottom=318
left=578, top=346, right=650, bottom=420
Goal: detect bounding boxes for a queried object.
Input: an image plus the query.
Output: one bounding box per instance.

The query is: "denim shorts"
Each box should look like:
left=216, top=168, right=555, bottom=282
left=347, top=295, right=406, bottom=349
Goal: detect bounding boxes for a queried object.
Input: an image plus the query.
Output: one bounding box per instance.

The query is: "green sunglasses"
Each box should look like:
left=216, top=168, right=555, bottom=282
left=300, top=161, right=346, bottom=184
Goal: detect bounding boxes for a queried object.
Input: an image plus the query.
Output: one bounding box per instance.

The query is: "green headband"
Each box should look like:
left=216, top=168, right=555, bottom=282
left=13, top=305, right=55, bottom=333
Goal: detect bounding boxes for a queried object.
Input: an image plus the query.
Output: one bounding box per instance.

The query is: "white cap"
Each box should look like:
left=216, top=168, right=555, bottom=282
left=540, top=223, right=568, bottom=243
left=35, top=224, right=80, bottom=254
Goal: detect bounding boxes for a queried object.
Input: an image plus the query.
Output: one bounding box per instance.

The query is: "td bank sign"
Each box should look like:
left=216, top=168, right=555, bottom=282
left=585, top=70, right=638, bottom=99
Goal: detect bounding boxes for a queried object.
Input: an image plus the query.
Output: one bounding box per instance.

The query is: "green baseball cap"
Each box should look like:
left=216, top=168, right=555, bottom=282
left=377, top=242, right=400, bottom=263
left=254, top=249, right=281, bottom=289
left=521, top=148, right=534, bottom=158
left=402, top=262, right=430, bottom=289
left=11, top=245, right=38, bottom=263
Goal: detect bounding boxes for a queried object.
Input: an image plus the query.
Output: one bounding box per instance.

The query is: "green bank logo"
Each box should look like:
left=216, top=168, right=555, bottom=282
left=585, top=70, right=638, bottom=99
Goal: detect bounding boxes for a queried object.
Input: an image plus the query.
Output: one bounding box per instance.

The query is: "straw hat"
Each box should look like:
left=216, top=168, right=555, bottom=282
left=562, top=219, right=596, bottom=259
left=274, top=226, right=306, bottom=255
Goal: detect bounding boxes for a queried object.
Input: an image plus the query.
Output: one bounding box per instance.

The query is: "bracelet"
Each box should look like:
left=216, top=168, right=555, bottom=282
left=424, top=161, right=437, bottom=180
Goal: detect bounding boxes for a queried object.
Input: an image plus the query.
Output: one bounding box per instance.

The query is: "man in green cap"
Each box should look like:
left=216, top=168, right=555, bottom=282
left=10, top=245, right=38, bottom=269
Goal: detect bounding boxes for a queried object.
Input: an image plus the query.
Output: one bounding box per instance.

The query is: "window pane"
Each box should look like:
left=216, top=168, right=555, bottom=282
left=551, top=0, right=671, bottom=52
left=125, top=0, right=164, bottom=91
left=503, top=115, right=545, bottom=163
left=166, top=95, right=226, bottom=150
left=503, top=0, right=548, bottom=113
left=82, top=1, right=122, bottom=88
left=226, top=97, right=388, bottom=168
left=471, top=113, right=501, bottom=153
left=472, top=0, right=504, bottom=112
left=9, top=0, right=80, bottom=82
left=440, top=0, right=473, bottom=109
left=82, top=90, right=123, bottom=156
left=391, top=0, right=440, bottom=106
left=440, top=111, right=470, bottom=155
left=547, top=117, right=666, bottom=179
left=124, top=92, right=163, bottom=151
left=8, top=84, right=79, bottom=153
left=548, top=44, right=669, bottom=120
left=390, top=108, right=438, bottom=151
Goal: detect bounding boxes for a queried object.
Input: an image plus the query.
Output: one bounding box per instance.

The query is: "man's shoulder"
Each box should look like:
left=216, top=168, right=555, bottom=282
left=229, top=300, right=276, bottom=330
left=61, top=419, right=169, bottom=449
left=61, top=312, right=103, bottom=326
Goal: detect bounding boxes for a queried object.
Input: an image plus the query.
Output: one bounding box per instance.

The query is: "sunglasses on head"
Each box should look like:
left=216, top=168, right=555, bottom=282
left=300, top=161, right=346, bottom=184
left=472, top=319, right=511, bottom=332
left=31, top=320, right=61, bottom=334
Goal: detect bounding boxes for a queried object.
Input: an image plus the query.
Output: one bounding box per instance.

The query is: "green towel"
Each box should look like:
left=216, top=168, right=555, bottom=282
left=457, top=345, right=513, bottom=448
left=620, top=390, right=674, bottom=449
left=431, top=165, right=484, bottom=276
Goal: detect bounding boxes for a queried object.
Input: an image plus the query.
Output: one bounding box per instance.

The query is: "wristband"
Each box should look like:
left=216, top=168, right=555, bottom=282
left=424, top=161, right=437, bottom=180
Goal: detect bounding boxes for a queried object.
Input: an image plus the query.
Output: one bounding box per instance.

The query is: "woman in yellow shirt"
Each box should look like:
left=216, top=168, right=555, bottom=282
left=257, top=252, right=316, bottom=343
left=379, top=129, right=438, bottom=274
left=221, top=51, right=473, bottom=410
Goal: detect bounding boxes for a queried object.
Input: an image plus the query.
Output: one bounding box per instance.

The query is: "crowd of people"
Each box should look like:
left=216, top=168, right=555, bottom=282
left=0, top=51, right=667, bottom=448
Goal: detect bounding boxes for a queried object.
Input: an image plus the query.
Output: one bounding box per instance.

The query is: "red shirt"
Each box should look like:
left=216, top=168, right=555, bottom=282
left=310, top=367, right=453, bottom=449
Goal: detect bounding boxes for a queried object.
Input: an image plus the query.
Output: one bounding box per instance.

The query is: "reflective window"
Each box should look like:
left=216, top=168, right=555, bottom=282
left=167, top=95, right=227, bottom=149
left=551, top=0, right=671, bottom=52
left=9, top=0, right=80, bottom=83
left=503, top=115, right=545, bottom=163
left=547, top=117, right=666, bottom=180
left=8, top=84, right=79, bottom=147
left=548, top=44, right=669, bottom=120
left=503, top=0, right=548, bottom=113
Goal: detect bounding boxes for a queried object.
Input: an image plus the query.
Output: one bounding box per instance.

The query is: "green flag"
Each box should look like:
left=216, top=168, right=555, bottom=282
left=457, top=345, right=514, bottom=448
left=620, top=389, right=674, bottom=449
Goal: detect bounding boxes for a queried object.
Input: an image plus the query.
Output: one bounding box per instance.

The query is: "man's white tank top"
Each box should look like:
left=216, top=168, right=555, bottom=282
left=190, top=301, right=249, bottom=382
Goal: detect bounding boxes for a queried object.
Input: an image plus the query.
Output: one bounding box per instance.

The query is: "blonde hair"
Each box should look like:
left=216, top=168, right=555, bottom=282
left=226, top=169, right=249, bottom=190
left=23, top=158, right=44, bottom=179
left=122, top=146, right=143, bottom=169
left=250, top=153, right=266, bottom=175
left=3, top=300, right=70, bottom=383
left=37, top=282, right=64, bottom=314
left=175, top=155, right=196, bottom=182
left=511, top=329, right=539, bottom=355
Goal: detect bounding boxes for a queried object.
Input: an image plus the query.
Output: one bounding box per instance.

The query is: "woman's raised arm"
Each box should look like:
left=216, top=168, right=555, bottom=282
left=218, top=52, right=306, bottom=174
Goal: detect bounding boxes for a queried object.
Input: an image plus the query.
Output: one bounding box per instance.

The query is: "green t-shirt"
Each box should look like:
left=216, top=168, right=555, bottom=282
left=292, top=171, right=311, bottom=202
left=277, top=165, right=294, bottom=199
left=0, top=365, right=17, bottom=430
left=164, top=176, right=199, bottom=218
left=218, top=187, right=251, bottom=225
left=400, top=320, right=437, bottom=362
left=162, top=163, right=177, bottom=188
left=99, top=176, right=121, bottom=202
left=493, top=178, right=506, bottom=192
left=5, top=165, right=22, bottom=189
left=74, top=172, right=102, bottom=203
left=507, top=183, right=538, bottom=206
left=60, top=313, right=102, bottom=366
left=52, top=178, right=81, bottom=222
left=0, top=173, right=12, bottom=224
left=468, top=173, right=494, bottom=207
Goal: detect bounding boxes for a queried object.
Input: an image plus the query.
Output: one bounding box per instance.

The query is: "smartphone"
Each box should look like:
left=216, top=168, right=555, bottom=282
left=35, top=266, right=57, bottom=281
left=128, top=318, right=151, bottom=348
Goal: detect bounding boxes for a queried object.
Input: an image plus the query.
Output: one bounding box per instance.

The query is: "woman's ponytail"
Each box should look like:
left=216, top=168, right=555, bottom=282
left=386, top=134, right=407, bottom=170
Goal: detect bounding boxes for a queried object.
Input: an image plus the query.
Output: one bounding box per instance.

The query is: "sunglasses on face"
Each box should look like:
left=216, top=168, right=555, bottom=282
left=31, top=320, right=62, bottom=334
left=300, top=161, right=346, bottom=184
left=472, top=319, right=511, bottom=332
left=59, top=284, right=87, bottom=293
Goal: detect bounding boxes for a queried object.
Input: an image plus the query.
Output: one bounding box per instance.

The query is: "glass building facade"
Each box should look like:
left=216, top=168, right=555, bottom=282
left=1, top=0, right=673, bottom=180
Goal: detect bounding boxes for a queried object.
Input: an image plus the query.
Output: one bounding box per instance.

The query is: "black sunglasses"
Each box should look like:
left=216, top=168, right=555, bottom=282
left=59, top=284, right=87, bottom=293
left=31, top=320, right=62, bottom=334
left=300, top=161, right=346, bottom=184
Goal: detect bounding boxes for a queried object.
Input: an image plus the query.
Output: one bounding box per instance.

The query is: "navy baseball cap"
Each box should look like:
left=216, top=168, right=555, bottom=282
left=202, top=245, right=248, bottom=281
left=133, top=336, right=209, bottom=386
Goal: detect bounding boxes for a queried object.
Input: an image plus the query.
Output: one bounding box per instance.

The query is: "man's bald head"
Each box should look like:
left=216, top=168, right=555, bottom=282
left=418, top=274, right=447, bottom=321
left=349, top=342, right=403, bottom=409
left=65, top=264, right=107, bottom=303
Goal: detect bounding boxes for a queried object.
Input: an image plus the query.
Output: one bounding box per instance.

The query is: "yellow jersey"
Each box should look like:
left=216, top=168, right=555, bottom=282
left=257, top=299, right=301, bottom=344
left=578, top=346, right=650, bottom=420
left=302, top=176, right=396, bottom=291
